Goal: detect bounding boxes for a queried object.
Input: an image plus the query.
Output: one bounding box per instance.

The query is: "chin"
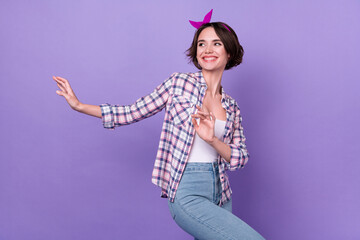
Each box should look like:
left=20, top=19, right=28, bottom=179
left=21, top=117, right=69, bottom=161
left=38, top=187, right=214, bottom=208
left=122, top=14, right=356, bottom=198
left=200, top=65, right=225, bottom=72
left=199, top=62, right=226, bottom=71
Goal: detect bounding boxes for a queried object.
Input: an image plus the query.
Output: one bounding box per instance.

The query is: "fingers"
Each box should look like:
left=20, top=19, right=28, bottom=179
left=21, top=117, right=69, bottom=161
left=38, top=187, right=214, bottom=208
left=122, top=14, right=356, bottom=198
left=193, top=105, right=216, bottom=123
left=56, top=90, right=64, bottom=96
left=53, top=76, right=65, bottom=87
left=193, top=110, right=211, bottom=120
left=53, top=76, right=71, bottom=88
left=195, top=107, right=210, bottom=116
left=56, top=83, right=66, bottom=93
left=53, top=75, right=74, bottom=95
left=53, top=79, right=67, bottom=94
left=195, top=105, right=212, bottom=117
left=191, top=118, right=199, bottom=129
left=53, top=76, right=70, bottom=98
left=54, top=76, right=68, bottom=84
left=53, top=76, right=65, bottom=84
left=55, top=76, right=67, bottom=81
left=57, top=76, right=72, bottom=90
left=191, top=112, right=215, bottom=123
left=196, top=110, right=210, bottom=116
left=191, top=113, right=206, bottom=120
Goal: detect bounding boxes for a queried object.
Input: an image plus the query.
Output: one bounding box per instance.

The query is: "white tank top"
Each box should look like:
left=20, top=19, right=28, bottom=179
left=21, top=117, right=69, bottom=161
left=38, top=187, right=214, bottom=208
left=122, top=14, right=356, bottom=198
left=187, top=119, right=226, bottom=163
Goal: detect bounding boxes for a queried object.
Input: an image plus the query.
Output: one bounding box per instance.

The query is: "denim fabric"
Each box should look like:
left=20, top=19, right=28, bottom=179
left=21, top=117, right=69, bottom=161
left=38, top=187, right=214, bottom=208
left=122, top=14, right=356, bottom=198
left=168, top=162, right=265, bottom=240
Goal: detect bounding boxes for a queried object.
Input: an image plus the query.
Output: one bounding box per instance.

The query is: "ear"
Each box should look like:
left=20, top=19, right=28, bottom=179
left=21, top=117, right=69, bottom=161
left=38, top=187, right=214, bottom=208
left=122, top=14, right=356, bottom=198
left=227, top=53, right=230, bottom=59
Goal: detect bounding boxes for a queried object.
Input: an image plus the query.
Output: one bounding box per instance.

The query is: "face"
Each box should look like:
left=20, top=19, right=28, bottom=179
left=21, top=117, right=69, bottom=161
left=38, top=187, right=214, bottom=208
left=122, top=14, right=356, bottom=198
left=196, top=27, right=230, bottom=72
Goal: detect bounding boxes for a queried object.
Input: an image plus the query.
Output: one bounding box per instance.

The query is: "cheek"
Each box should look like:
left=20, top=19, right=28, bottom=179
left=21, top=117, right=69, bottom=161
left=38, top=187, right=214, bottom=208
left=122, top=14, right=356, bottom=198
left=196, top=51, right=203, bottom=62
left=196, top=48, right=203, bottom=58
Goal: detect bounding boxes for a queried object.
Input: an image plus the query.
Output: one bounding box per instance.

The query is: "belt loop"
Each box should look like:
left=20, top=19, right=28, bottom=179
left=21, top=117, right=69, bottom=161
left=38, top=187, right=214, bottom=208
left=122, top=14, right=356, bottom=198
left=213, top=161, right=218, bottom=171
left=212, top=161, right=216, bottom=172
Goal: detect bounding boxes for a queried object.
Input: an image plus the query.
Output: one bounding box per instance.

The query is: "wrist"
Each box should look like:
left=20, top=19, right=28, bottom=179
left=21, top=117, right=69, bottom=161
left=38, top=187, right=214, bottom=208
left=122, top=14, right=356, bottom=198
left=207, top=136, right=218, bottom=145
left=73, top=102, right=83, bottom=112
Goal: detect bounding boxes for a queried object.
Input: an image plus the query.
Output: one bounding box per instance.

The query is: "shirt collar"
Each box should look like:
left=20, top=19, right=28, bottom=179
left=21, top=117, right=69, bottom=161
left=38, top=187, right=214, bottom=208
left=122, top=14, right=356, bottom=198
left=195, top=71, right=207, bottom=86
left=221, top=87, right=231, bottom=109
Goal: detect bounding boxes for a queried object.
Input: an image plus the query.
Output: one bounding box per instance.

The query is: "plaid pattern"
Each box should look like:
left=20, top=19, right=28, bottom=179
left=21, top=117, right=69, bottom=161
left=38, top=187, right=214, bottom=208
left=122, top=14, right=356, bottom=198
left=100, top=72, right=250, bottom=206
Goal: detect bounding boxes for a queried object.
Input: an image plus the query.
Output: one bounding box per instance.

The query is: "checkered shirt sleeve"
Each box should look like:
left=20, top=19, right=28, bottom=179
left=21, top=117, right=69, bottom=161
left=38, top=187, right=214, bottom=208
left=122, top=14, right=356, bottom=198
left=222, top=102, right=250, bottom=171
left=99, top=74, right=174, bottom=129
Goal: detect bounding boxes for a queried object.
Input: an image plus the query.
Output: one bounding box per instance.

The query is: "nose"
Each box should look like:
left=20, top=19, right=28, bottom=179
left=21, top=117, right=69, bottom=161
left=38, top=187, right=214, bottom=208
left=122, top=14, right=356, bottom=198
left=205, top=45, right=213, bottom=54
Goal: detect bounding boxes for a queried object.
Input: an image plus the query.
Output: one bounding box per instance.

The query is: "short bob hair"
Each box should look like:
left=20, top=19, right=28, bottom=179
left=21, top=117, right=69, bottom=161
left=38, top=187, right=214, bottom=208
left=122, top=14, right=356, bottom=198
left=186, top=22, right=244, bottom=70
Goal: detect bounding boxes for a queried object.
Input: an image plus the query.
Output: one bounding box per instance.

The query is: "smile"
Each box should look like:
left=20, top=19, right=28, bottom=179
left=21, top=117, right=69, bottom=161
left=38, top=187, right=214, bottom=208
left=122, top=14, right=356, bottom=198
left=203, top=56, right=218, bottom=62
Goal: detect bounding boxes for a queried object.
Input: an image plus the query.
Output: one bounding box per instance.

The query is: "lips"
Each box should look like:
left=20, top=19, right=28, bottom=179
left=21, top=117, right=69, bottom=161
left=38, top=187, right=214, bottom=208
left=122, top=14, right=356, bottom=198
left=202, top=56, right=218, bottom=62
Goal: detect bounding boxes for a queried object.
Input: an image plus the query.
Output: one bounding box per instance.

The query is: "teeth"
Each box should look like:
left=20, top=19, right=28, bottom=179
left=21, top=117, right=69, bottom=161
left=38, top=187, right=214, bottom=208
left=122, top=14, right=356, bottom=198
left=204, top=57, right=216, bottom=61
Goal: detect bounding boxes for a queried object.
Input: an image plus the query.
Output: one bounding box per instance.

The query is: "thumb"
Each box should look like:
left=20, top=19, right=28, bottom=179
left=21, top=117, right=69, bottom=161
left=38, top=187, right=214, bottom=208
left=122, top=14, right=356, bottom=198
left=56, top=90, right=68, bottom=98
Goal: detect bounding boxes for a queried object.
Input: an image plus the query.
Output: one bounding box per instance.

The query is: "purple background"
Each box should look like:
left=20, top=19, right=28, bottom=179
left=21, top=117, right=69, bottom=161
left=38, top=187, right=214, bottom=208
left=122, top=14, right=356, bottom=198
left=1, top=0, right=359, bottom=239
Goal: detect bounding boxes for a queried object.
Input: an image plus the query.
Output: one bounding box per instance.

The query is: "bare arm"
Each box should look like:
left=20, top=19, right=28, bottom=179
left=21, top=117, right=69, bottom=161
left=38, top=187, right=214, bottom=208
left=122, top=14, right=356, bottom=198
left=208, top=135, right=231, bottom=163
left=53, top=76, right=101, bottom=118
left=191, top=108, right=231, bottom=162
left=192, top=105, right=249, bottom=169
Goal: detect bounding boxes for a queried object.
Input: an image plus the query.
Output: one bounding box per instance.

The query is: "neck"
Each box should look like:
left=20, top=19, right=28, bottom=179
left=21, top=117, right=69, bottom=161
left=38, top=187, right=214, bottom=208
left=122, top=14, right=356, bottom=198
left=202, top=69, right=224, bottom=97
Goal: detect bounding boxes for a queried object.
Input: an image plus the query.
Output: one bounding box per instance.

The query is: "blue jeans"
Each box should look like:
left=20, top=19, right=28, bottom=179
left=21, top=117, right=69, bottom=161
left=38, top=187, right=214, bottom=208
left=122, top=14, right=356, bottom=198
left=168, top=162, right=265, bottom=240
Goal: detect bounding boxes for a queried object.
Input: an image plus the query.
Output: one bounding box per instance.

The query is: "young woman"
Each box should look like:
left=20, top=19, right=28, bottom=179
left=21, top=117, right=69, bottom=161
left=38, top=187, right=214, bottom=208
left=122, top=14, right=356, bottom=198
left=53, top=10, right=265, bottom=240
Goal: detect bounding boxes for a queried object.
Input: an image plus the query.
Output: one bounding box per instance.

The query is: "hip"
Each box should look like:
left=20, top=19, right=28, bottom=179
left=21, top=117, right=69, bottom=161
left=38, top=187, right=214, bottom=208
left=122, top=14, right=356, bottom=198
left=175, top=162, right=222, bottom=205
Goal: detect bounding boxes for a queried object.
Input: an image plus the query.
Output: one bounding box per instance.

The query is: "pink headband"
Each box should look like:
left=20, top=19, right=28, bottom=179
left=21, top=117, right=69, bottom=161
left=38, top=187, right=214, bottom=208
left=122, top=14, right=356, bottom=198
left=189, top=9, right=231, bottom=32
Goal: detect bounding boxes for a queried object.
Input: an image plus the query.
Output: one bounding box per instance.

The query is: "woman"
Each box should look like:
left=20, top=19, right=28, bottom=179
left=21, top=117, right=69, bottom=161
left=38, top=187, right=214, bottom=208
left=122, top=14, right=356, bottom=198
left=53, top=9, right=265, bottom=240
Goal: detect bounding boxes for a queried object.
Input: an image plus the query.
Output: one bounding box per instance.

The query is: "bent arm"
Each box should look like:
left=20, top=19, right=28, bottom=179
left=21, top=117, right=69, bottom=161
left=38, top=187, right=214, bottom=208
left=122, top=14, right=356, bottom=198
left=208, top=137, right=231, bottom=162
left=191, top=107, right=249, bottom=169
left=221, top=105, right=250, bottom=171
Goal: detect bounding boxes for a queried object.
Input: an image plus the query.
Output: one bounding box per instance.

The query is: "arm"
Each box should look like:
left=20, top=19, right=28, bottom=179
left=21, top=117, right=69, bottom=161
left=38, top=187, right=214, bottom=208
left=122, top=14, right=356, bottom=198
left=53, top=74, right=174, bottom=127
left=191, top=108, right=231, bottom=161
left=208, top=136, right=231, bottom=162
left=100, top=74, right=174, bottom=129
left=191, top=104, right=249, bottom=171
left=53, top=76, right=102, bottom=118
left=221, top=104, right=250, bottom=171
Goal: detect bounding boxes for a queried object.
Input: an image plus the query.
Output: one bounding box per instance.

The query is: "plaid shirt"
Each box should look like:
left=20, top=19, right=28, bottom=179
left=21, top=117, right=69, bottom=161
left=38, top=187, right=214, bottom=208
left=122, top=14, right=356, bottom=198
left=100, top=71, right=250, bottom=206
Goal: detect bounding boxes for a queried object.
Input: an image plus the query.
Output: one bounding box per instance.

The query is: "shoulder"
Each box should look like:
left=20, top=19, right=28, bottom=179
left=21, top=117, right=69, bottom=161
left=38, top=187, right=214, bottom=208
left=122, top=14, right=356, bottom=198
left=169, top=72, right=202, bottom=93
left=170, top=72, right=200, bottom=83
left=157, top=72, right=196, bottom=88
left=167, top=72, right=202, bottom=101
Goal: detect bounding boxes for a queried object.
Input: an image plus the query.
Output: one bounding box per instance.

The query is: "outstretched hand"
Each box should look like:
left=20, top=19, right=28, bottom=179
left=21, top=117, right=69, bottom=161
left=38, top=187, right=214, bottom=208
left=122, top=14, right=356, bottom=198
left=53, top=76, right=81, bottom=110
left=191, top=105, right=216, bottom=143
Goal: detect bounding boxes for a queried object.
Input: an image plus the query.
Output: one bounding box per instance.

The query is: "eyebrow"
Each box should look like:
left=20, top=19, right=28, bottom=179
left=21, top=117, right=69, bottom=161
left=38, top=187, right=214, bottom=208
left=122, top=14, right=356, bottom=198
left=197, top=39, right=222, bottom=43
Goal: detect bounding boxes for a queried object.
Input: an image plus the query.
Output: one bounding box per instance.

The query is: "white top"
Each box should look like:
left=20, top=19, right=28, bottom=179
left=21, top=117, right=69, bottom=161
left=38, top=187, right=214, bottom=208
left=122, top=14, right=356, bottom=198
left=187, top=119, right=227, bottom=163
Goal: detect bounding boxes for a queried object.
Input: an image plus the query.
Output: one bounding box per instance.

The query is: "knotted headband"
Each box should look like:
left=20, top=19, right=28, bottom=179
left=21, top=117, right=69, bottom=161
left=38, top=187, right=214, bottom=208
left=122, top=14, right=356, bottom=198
left=189, top=9, right=231, bottom=32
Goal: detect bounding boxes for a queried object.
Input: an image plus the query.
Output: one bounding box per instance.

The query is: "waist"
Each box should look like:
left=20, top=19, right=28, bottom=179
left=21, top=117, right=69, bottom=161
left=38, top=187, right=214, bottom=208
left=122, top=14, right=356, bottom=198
left=184, top=162, right=219, bottom=172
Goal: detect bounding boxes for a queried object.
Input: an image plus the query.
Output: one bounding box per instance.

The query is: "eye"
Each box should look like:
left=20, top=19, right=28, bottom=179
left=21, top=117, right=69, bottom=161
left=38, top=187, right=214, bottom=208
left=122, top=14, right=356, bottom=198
left=198, top=43, right=205, bottom=47
left=214, top=42, right=222, bottom=46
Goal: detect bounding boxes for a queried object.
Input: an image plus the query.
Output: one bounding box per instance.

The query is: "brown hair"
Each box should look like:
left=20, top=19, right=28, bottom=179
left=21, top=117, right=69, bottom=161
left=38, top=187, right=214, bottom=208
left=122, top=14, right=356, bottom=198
left=186, top=22, right=244, bottom=70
